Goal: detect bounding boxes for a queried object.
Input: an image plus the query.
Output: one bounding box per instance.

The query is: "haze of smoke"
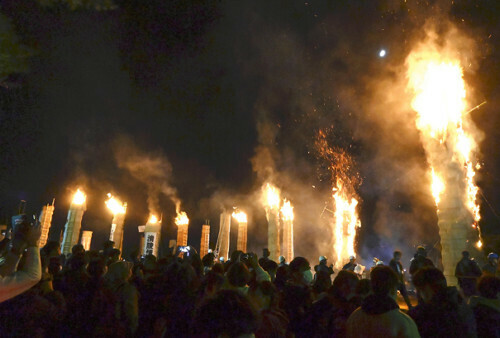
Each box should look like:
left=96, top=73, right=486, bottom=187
left=113, top=136, right=181, bottom=216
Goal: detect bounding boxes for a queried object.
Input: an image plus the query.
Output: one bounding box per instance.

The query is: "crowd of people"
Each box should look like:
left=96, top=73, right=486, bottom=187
left=0, top=219, right=499, bottom=337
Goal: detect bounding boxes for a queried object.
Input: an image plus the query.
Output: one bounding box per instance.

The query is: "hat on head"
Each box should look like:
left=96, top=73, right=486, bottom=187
left=319, top=256, right=327, bottom=262
left=279, top=255, right=285, bottom=263
left=349, top=255, right=356, bottom=260
left=488, top=252, right=499, bottom=260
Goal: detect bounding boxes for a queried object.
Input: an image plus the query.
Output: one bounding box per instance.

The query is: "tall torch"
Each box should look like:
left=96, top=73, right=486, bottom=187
left=281, top=200, right=294, bottom=263
left=175, top=211, right=189, bottom=247
left=262, top=183, right=281, bottom=262
left=143, top=215, right=161, bottom=257
left=38, top=199, right=55, bottom=248
left=233, top=211, right=248, bottom=253
left=407, top=41, right=482, bottom=285
left=105, top=194, right=127, bottom=253
left=61, top=189, right=86, bottom=256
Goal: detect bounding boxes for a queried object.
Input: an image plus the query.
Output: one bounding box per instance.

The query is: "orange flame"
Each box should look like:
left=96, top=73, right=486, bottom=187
left=262, top=183, right=280, bottom=211
left=232, top=210, right=248, bottom=223
left=148, top=214, right=159, bottom=224
left=407, top=45, right=481, bottom=226
left=175, top=211, right=189, bottom=226
left=105, top=193, right=126, bottom=215
left=280, top=200, right=294, bottom=221
left=72, top=189, right=86, bottom=205
left=333, top=179, right=360, bottom=268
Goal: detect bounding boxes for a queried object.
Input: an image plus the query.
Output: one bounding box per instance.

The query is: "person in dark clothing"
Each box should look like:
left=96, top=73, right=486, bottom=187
left=342, top=256, right=357, bottom=272
left=468, top=275, right=500, bottom=338
left=249, top=281, right=289, bottom=338
left=409, top=246, right=434, bottom=278
left=304, top=270, right=361, bottom=337
left=259, top=248, right=272, bottom=270
left=389, top=250, right=413, bottom=309
left=409, top=267, right=477, bottom=337
left=455, top=251, right=482, bottom=297
left=314, top=256, right=334, bottom=278
left=483, top=252, right=499, bottom=276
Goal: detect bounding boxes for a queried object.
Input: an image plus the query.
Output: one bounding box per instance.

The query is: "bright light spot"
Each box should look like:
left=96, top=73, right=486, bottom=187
left=476, top=240, right=482, bottom=248
left=379, top=49, right=386, bottom=57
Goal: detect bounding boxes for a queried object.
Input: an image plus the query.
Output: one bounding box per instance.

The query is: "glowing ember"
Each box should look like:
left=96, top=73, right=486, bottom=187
left=232, top=211, right=248, bottom=223
left=431, top=168, right=445, bottom=207
left=175, top=211, right=189, bottom=226
left=281, top=200, right=294, bottom=221
left=333, top=179, right=361, bottom=267
left=105, top=193, right=126, bottom=215
left=72, top=189, right=86, bottom=205
left=476, top=240, right=482, bottom=248
left=148, top=215, right=159, bottom=224
left=263, top=183, right=280, bottom=210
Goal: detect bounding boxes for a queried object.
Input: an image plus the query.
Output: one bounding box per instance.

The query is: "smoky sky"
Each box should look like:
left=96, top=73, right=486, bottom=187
left=0, top=0, right=499, bottom=263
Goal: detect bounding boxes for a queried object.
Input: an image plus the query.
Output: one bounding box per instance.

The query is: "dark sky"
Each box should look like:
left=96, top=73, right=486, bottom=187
left=0, top=0, right=499, bottom=263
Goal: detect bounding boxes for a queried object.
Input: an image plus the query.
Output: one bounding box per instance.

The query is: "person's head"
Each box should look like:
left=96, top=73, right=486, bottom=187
left=393, top=250, right=402, bottom=261
left=88, top=257, right=107, bottom=278
left=202, top=252, right=215, bottom=268
left=487, top=252, right=499, bottom=265
left=249, top=281, right=278, bottom=310
left=461, top=250, right=470, bottom=259
left=279, top=255, right=286, bottom=264
left=355, top=278, right=371, bottom=298
left=412, top=267, right=447, bottom=303
left=370, top=266, right=399, bottom=298
left=349, top=255, right=356, bottom=263
left=105, top=261, right=132, bottom=284
left=477, top=275, right=500, bottom=299
left=262, top=248, right=270, bottom=258
left=72, top=243, right=85, bottom=255
left=193, top=290, right=257, bottom=337
left=42, top=241, right=61, bottom=258
left=227, top=262, right=251, bottom=288
left=331, top=270, right=359, bottom=300
left=107, top=248, right=121, bottom=265
left=416, top=246, right=427, bottom=257
left=319, top=256, right=327, bottom=264
left=231, top=250, right=243, bottom=262
left=142, top=254, right=158, bottom=277
left=211, top=263, right=224, bottom=275
left=263, top=260, right=278, bottom=281
left=290, top=256, right=312, bottom=285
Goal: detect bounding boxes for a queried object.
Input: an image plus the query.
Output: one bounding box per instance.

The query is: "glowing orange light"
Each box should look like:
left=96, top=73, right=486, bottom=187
left=72, top=189, right=86, bottom=205
left=105, top=193, right=126, bottom=215
left=175, top=211, right=189, bottom=226
left=232, top=211, right=248, bottom=223
left=280, top=200, right=294, bottom=221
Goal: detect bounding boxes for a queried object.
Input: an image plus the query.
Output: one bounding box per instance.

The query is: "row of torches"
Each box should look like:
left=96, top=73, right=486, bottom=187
left=57, top=185, right=296, bottom=261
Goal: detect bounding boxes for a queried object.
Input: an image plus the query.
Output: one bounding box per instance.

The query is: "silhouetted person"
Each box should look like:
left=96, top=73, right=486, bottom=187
left=409, top=267, right=476, bottom=337
left=409, top=246, right=434, bottom=278
left=389, top=250, right=413, bottom=309
left=314, top=256, right=334, bottom=278
left=468, top=275, right=500, bottom=337
left=455, top=251, right=482, bottom=297
left=483, top=252, right=499, bottom=276
left=343, top=255, right=357, bottom=272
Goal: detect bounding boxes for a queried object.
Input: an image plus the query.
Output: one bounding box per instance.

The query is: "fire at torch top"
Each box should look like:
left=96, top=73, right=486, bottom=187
left=72, top=189, right=86, bottom=206
left=281, top=200, right=294, bottom=221
left=105, top=193, right=126, bottom=215
left=263, top=183, right=280, bottom=211
left=232, top=210, right=248, bottom=223
left=175, top=211, right=189, bottom=226
left=148, top=214, right=159, bottom=224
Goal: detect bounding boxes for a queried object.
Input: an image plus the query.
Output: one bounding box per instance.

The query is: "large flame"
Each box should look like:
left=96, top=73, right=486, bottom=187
left=148, top=214, right=159, bottom=224
left=431, top=168, right=445, bottom=207
left=105, top=193, right=126, bottom=215
left=407, top=43, right=481, bottom=228
left=333, top=179, right=361, bottom=268
left=232, top=210, right=248, bottom=223
left=281, top=200, right=294, bottom=221
left=263, top=183, right=280, bottom=211
left=72, top=189, right=86, bottom=205
left=175, top=211, right=189, bottom=226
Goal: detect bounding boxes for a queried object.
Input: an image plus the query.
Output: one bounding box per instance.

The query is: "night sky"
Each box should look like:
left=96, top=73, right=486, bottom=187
left=0, top=0, right=499, bottom=264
